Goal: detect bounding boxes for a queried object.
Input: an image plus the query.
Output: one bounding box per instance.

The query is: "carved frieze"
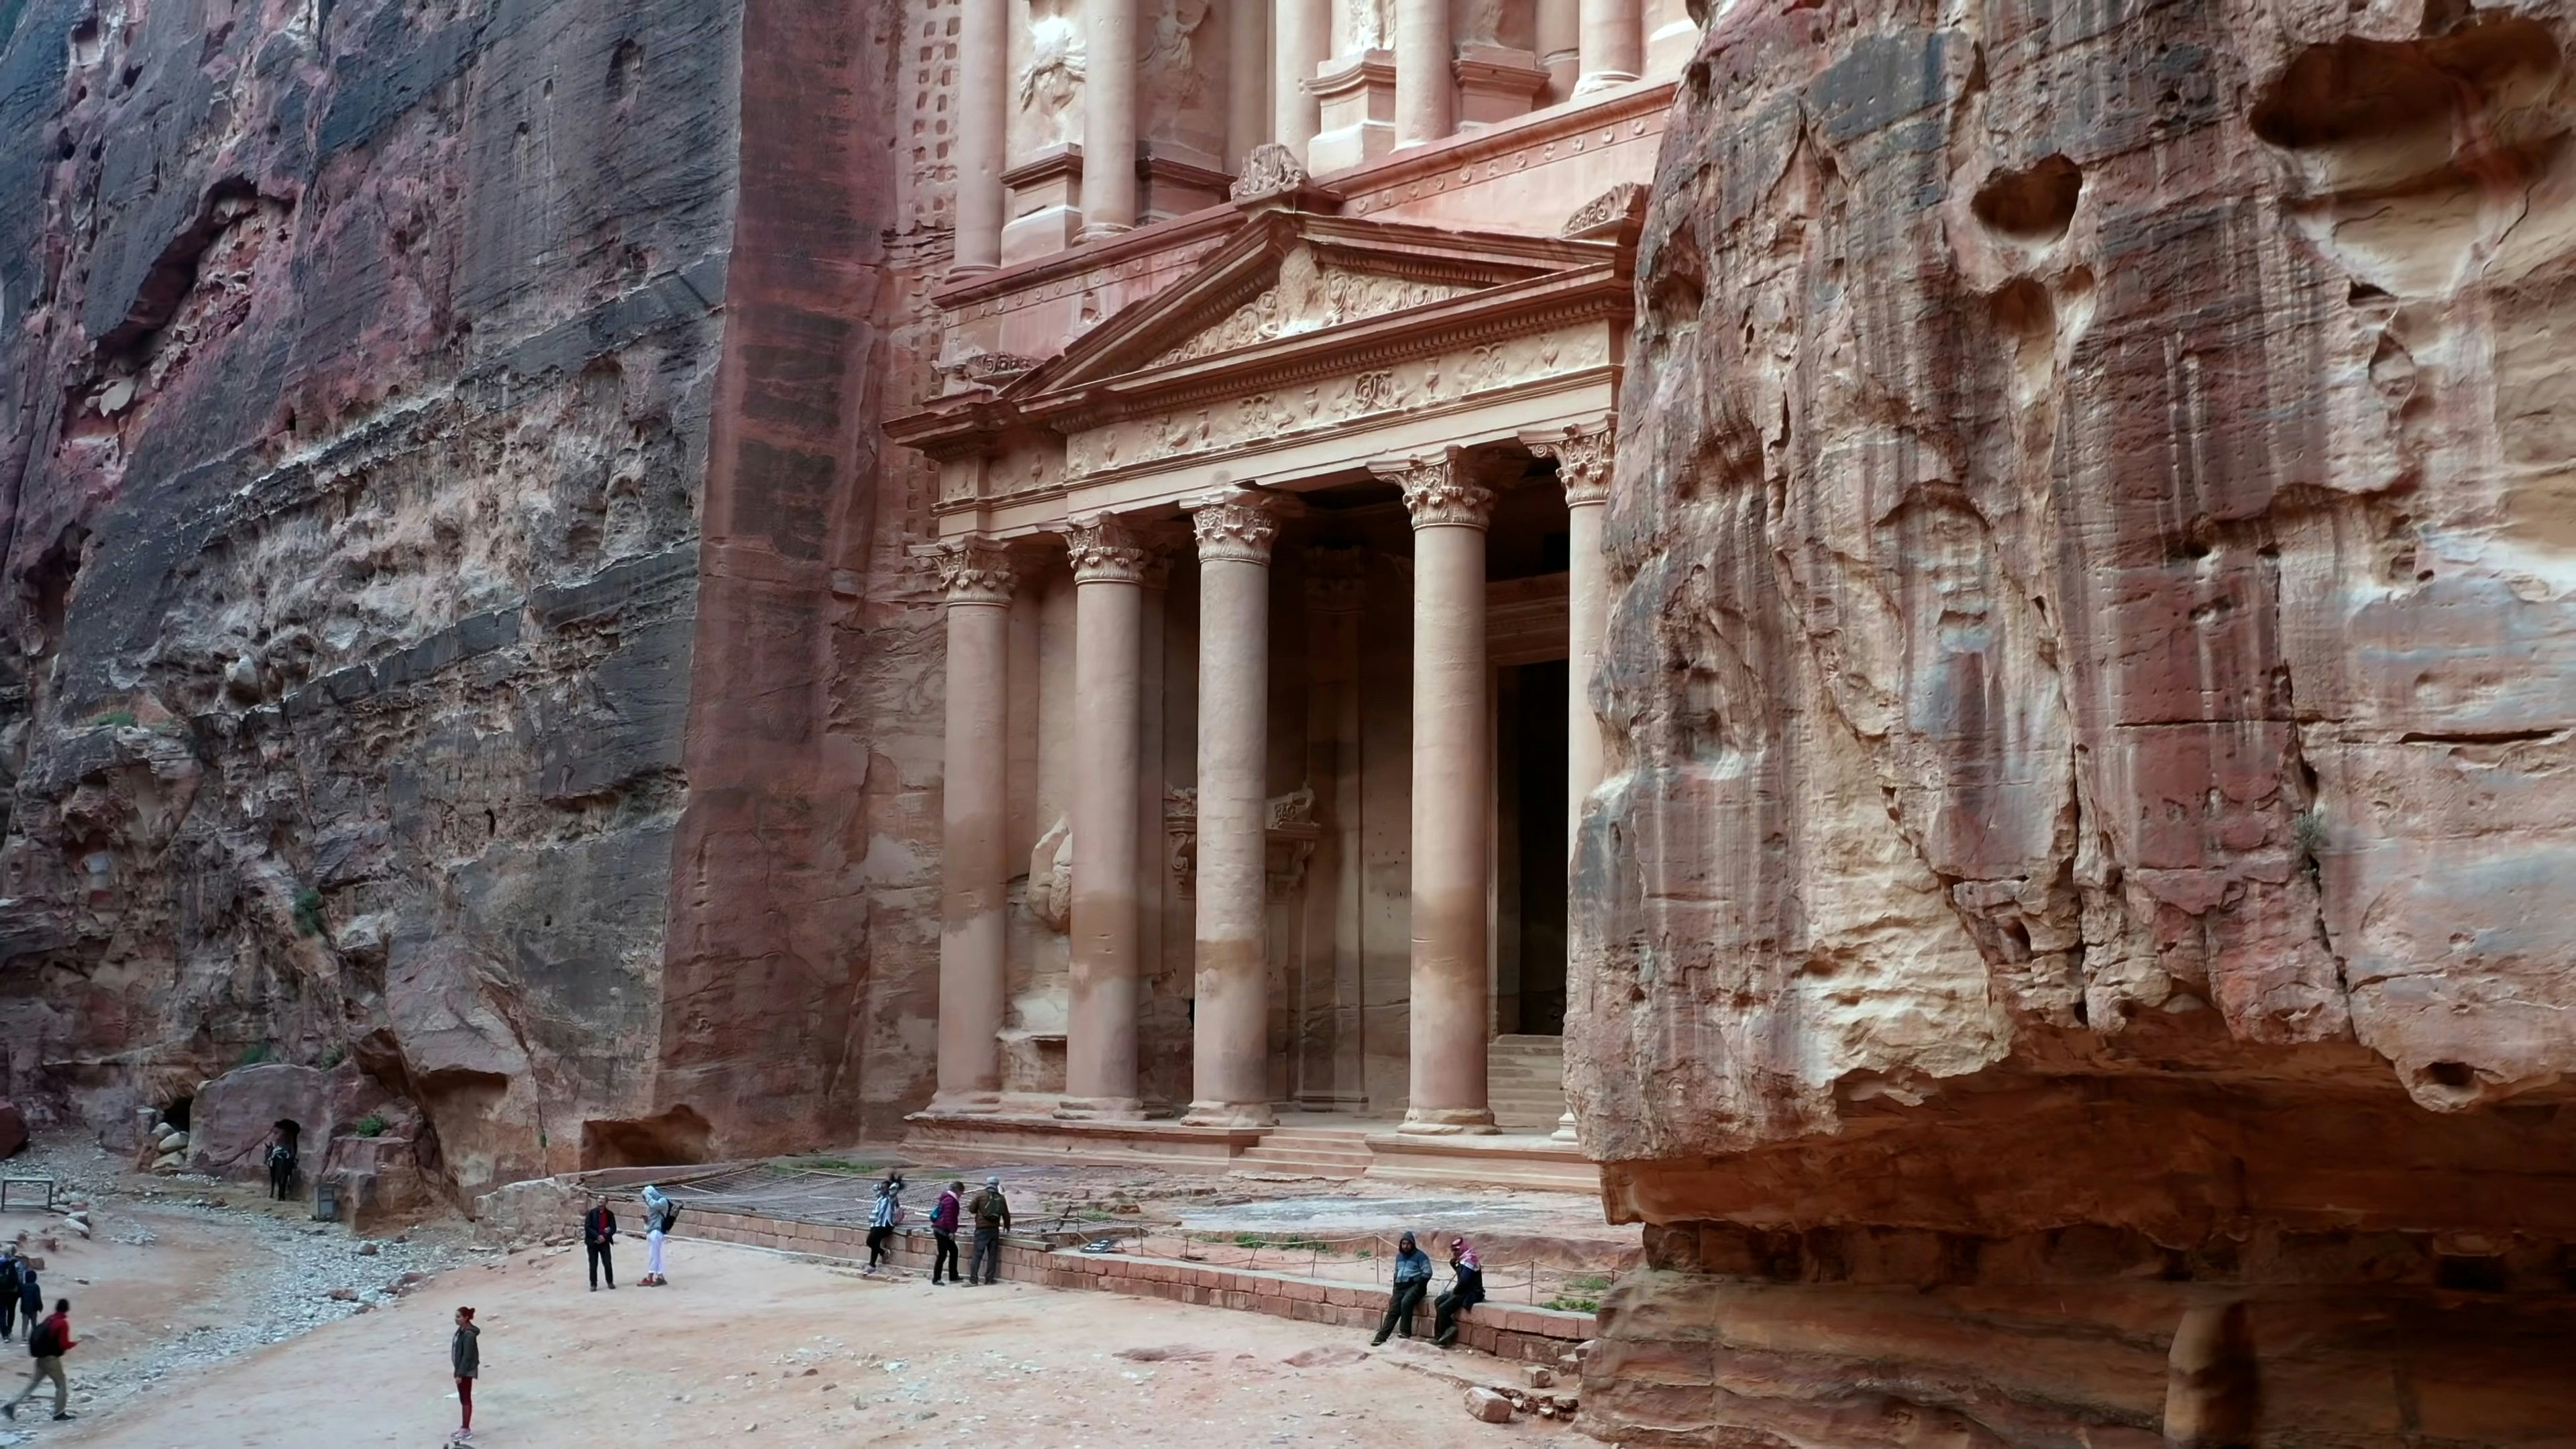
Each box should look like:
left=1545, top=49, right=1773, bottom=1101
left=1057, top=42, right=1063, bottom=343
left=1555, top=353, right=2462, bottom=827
left=1562, top=182, right=1648, bottom=239
left=1065, top=320, right=1605, bottom=480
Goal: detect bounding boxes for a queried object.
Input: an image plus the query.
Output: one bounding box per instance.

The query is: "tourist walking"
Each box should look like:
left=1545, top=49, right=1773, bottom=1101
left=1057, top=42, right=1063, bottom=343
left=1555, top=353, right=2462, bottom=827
left=0, top=1250, right=20, bottom=1340
left=1370, top=1231, right=1433, bottom=1345
left=1432, top=1235, right=1485, bottom=1348
left=582, top=1195, right=619, bottom=1291
left=1, top=1298, right=74, bottom=1421
left=640, top=1183, right=674, bottom=1287
left=13, top=1265, right=38, bottom=1343
left=967, top=1175, right=1012, bottom=1285
left=863, top=1174, right=906, bottom=1275
left=450, top=1305, right=480, bottom=1443
left=929, top=1180, right=963, bottom=1285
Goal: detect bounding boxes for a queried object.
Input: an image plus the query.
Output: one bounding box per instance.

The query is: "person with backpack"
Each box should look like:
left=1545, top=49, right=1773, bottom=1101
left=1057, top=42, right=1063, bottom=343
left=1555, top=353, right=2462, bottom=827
left=449, top=1305, right=480, bottom=1443
left=1, top=1298, right=74, bottom=1421
left=863, top=1175, right=905, bottom=1276
left=639, top=1184, right=676, bottom=1287
left=928, top=1181, right=963, bottom=1285
left=1432, top=1234, right=1485, bottom=1348
left=0, top=1252, right=21, bottom=1340
left=581, top=1196, right=619, bottom=1291
left=967, top=1175, right=1012, bottom=1286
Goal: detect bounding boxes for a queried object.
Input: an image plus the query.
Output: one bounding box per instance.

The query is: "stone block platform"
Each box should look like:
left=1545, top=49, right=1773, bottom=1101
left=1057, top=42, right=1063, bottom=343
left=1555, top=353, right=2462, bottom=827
left=904, top=1111, right=1600, bottom=1193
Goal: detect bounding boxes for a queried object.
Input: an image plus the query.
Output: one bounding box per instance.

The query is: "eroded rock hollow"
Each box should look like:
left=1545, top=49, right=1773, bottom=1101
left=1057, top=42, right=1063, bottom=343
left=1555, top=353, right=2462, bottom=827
left=1571, top=0, right=2576, bottom=1440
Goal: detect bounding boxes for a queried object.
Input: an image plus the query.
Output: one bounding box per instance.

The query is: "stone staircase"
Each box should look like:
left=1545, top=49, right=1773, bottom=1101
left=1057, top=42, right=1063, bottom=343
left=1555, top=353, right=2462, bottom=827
left=1230, top=1124, right=1376, bottom=1179
left=1487, top=1035, right=1571, bottom=1134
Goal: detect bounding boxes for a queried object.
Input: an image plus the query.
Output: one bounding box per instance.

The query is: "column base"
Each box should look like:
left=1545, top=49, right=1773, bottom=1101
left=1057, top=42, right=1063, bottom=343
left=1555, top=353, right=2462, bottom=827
left=1572, top=68, right=1640, bottom=97
left=1552, top=1110, right=1579, bottom=1143
left=1397, top=1106, right=1499, bottom=1135
left=1075, top=221, right=1134, bottom=244
left=925, top=1090, right=1007, bottom=1116
left=1180, top=1099, right=1278, bottom=1129
left=1053, top=1095, right=1146, bottom=1122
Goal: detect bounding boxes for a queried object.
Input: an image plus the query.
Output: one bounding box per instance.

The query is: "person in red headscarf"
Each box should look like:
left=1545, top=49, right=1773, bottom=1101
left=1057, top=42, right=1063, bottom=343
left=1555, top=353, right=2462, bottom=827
left=1432, top=1235, right=1486, bottom=1348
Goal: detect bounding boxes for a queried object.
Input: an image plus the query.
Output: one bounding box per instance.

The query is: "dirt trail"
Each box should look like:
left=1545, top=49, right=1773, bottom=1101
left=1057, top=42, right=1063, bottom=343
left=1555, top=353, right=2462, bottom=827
left=62, top=1237, right=1586, bottom=1448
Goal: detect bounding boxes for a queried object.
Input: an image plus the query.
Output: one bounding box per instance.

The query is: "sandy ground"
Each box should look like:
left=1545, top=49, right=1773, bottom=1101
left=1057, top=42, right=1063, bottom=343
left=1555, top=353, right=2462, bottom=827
left=58, top=1237, right=1588, bottom=1448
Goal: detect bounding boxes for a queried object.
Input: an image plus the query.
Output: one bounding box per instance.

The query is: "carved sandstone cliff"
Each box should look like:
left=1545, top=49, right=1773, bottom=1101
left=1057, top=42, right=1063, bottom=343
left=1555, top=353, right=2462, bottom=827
left=1572, top=0, right=2576, bottom=1441
left=0, top=0, right=930, bottom=1198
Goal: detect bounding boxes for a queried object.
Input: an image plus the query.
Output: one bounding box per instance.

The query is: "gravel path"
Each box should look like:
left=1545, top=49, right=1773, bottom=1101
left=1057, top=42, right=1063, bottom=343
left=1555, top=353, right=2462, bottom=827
left=0, top=1140, right=470, bottom=1443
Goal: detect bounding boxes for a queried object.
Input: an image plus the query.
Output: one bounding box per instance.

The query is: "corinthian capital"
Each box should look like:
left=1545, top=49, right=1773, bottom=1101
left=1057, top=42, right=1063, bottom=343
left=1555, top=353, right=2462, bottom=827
left=1531, top=420, right=1616, bottom=506
left=1189, top=490, right=1280, bottom=565
left=1063, top=515, right=1153, bottom=584
left=1388, top=455, right=1496, bottom=531
left=929, top=537, right=1017, bottom=605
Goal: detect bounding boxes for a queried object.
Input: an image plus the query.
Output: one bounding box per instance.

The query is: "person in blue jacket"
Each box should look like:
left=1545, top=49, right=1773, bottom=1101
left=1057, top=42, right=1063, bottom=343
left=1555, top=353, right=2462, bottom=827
left=1369, top=1232, right=1433, bottom=1346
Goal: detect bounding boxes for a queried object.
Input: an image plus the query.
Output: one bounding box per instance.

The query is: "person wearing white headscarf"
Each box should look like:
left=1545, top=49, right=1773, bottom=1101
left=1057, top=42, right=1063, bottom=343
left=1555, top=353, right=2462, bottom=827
left=640, top=1185, right=672, bottom=1286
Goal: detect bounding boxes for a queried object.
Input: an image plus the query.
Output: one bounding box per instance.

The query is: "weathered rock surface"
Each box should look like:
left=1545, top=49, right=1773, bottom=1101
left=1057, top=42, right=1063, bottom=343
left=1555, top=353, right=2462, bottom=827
left=1570, top=0, right=2576, bottom=1440
left=0, top=0, right=936, bottom=1195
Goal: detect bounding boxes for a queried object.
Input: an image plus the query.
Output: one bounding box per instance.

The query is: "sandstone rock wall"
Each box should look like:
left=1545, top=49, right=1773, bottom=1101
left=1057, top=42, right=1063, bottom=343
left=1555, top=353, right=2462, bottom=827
left=0, top=0, right=936, bottom=1197
left=1572, top=0, right=2576, bottom=1439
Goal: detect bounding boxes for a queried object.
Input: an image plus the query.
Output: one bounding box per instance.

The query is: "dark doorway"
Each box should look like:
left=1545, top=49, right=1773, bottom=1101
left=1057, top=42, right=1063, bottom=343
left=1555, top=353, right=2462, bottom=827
left=1496, top=659, right=1569, bottom=1034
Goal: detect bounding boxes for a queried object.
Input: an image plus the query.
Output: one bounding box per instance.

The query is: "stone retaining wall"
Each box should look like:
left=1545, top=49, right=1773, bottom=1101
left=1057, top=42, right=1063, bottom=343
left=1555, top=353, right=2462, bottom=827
left=677, top=1206, right=1596, bottom=1363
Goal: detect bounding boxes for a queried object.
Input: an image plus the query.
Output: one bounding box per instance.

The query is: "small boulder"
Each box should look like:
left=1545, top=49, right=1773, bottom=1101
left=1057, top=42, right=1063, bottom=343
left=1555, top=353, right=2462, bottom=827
left=153, top=1151, right=184, bottom=1172
left=1524, top=1365, right=1555, bottom=1389
left=1464, top=1387, right=1517, bottom=1424
left=357, top=1242, right=380, bottom=1256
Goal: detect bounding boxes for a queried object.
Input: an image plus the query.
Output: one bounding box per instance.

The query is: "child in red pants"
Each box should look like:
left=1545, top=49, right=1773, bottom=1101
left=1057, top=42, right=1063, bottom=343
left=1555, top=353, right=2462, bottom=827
left=450, top=1306, right=480, bottom=1442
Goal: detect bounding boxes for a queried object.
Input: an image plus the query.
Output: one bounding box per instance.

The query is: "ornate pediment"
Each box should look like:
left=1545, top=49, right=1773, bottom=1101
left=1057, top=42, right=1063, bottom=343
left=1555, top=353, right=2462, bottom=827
left=1018, top=212, right=1612, bottom=398
left=1148, top=246, right=1481, bottom=368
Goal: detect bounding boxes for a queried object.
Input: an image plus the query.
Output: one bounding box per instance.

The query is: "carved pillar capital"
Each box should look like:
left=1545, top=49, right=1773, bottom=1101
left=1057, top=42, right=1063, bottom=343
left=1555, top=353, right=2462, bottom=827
left=930, top=537, right=1018, bottom=606
left=1532, top=419, right=1617, bottom=506
left=1386, top=454, right=1497, bottom=531
left=1063, top=515, right=1154, bottom=584
left=1189, top=490, right=1281, bottom=565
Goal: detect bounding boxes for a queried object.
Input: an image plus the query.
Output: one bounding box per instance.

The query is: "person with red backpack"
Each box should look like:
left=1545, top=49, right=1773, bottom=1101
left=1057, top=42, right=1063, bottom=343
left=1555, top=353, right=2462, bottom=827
left=1, top=1297, right=74, bottom=1421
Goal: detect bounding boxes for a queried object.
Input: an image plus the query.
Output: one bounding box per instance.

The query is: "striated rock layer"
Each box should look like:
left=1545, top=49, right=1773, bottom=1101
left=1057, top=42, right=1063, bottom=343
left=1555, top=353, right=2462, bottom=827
left=0, top=0, right=937, bottom=1200
left=1571, top=0, right=2576, bottom=1440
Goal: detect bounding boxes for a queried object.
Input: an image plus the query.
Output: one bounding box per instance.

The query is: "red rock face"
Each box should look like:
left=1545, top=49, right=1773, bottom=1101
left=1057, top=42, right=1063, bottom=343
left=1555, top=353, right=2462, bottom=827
left=1572, top=0, right=2576, bottom=1439
left=0, top=0, right=938, bottom=1193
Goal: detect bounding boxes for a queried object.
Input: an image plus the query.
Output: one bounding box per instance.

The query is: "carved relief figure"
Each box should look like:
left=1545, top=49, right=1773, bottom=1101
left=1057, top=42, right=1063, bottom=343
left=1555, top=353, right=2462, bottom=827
left=1144, top=0, right=1211, bottom=104
left=1026, top=815, right=1073, bottom=931
left=1336, top=0, right=1391, bottom=51
left=1019, top=0, right=1087, bottom=147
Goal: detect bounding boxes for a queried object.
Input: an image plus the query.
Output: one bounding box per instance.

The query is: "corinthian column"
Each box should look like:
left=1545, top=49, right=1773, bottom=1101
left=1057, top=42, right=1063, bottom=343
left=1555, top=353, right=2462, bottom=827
left=932, top=538, right=1016, bottom=1110
left=1394, top=454, right=1497, bottom=1134
left=1083, top=0, right=1140, bottom=238
left=1273, top=0, right=1329, bottom=164
left=1533, top=420, right=1614, bottom=1142
left=1183, top=492, right=1280, bottom=1127
left=954, top=0, right=1008, bottom=271
left=1576, top=0, right=1642, bottom=95
left=1059, top=517, right=1151, bottom=1119
left=1393, top=0, right=1452, bottom=148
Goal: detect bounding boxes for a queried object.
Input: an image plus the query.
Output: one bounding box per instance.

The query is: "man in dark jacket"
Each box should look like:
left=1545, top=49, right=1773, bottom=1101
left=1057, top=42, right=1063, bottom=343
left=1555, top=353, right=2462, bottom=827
left=13, top=1267, right=38, bottom=1342
left=1371, top=1232, right=1433, bottom=1346
left=930, top=1181, right=964, bottom=1285
left=451, top=1305, right=480, bottom=1442
left=582, top=1197, right=619, bottom=1291
left=1432, top=1235, right=1486, bottom=1348
left=1, top=1298, right=74, bottom=1421
left=0, top=1252, right=20, bottom=1339
left=967, top=1176, right=1012, bottom=1285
